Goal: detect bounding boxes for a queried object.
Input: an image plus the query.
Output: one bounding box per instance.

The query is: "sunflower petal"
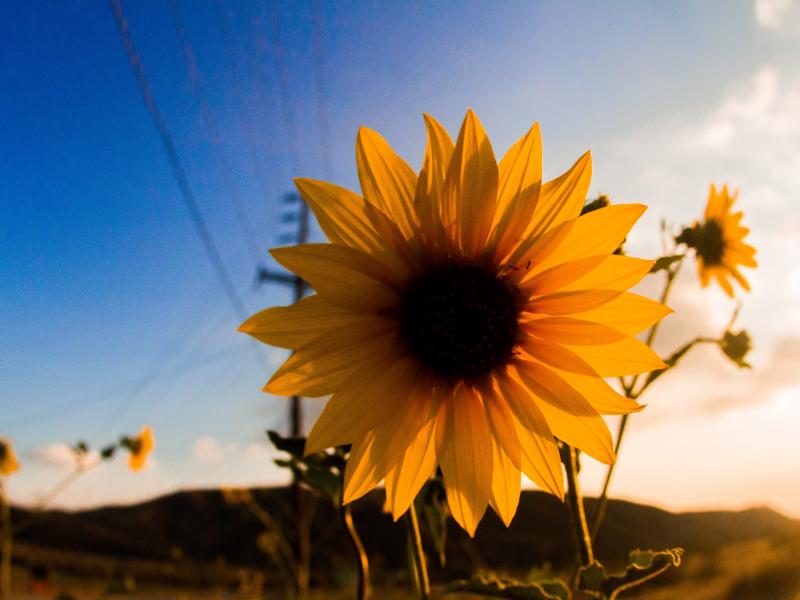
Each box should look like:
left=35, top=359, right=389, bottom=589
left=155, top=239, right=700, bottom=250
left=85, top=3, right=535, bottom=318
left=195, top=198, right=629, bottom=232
left=264, top=324, right=397, bottom=397
left=494, top=372, right=565, bottom=498
left=526, top=151, right=591, bottom=239
left=533, top=204, right=647, bottom=272
left=416, top=114, right=455, bottom=246
left=559, top=255, right=654, bottom=292
left=384, top=411, right=438, bottom=519
left=489, top=438, right=521, bottom=527
left=513, top=362, right=615, bottom=464
left=567, top=338, right=667, bottom=376
left=491, top=122, right=542, bottom=258
left=271, top=244, right=400, bottom=311
left=527, top=290, right=621, bottom=316
left=356, top=127, right=418, bottom=239
left=525, top=317, right=629, bottom=345
left=442, top=109, right=499, bottom=257
left=305, top=356, right=417, bottom=454
left=239, top=295, right=360, bottom=350
left=570, top=292, right=672, bottom=336
left=551, top=369, right=643, bottom=415
left=437, top=388, right=493, bottom=537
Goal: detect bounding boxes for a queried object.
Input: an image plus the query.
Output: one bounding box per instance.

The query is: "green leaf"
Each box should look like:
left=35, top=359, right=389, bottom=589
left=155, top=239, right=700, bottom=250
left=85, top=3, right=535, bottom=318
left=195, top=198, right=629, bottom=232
left=418, top=479, right=449, bottom=567
left=445, top=573, right=570, bottom=600
left=649, top=254, right=683, bottom=273
left=580, top=195, right=610, bottom=216
left=100, top=445, right=116, bottom=460
left=578, top=548, right=684, bottom=599
left=301, top=466, right=341, bottom=501
left=719, top=330, right=752, bottom=368
left=266, top=430, right=306, bottom=458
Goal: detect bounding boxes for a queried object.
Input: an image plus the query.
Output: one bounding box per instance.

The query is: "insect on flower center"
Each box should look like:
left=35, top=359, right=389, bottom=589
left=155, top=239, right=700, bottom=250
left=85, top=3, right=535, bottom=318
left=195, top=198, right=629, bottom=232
left=400, top=265, right=519, bottom=380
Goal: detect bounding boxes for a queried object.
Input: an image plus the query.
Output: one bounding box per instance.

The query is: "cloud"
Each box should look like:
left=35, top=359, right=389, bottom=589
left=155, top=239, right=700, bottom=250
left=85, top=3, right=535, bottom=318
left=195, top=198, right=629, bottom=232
left=193, top=436, right=241, bottom=463
left=29, top=443, right=101, bottom=471
left=755, top=0, right=800, bottom=29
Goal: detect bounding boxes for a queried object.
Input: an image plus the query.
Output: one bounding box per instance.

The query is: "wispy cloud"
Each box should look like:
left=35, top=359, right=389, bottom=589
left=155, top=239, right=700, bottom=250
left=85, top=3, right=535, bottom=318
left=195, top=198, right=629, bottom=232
left=755, top=0, right=800, bottom=30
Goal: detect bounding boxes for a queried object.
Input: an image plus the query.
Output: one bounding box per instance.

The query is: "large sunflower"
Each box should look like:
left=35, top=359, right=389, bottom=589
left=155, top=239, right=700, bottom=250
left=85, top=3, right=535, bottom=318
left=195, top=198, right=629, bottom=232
left=241, top=110, right=669, bottom=535
left=678, top=184, right=757, bottom=297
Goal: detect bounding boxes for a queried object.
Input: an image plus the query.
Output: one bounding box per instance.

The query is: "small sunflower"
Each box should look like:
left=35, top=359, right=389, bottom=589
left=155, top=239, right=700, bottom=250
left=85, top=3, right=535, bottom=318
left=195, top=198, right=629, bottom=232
left=677, top=184, right=757, bottom=297
left=241, top=110, right=670, bottom=535
left=0, top=437, right=19, bottom=476
left=125, top=426, right=155, bottom=472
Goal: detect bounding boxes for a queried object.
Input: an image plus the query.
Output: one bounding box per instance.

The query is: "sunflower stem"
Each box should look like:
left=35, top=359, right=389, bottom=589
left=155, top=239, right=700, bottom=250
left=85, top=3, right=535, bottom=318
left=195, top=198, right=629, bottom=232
left=405, top=502, right=430, bottom=599
left=0, top=481, right=11, bottom=600
left=563, top=445, right=594, bottom=573
left=342, top=504, right=371, bottom=600
left=591, top=259, right=683, bottom=540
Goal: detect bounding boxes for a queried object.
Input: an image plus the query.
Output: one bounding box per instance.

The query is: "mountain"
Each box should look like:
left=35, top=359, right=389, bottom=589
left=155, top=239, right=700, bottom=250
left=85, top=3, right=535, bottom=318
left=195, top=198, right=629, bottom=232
left=11, top=487, right=798, bottom=589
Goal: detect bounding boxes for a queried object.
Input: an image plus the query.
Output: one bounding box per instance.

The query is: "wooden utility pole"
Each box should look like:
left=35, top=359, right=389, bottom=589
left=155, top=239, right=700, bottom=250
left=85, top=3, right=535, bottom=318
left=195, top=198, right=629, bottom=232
left=257, top=191, right=310, bottom=597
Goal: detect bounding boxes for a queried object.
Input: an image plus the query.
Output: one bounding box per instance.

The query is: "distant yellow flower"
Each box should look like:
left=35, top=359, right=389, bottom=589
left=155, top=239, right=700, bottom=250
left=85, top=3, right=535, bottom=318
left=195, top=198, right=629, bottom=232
left=127, top=426, right=155, bottom=472
left=679, top=184, right=757, bottom=297
left=0, top=437, right=19, bottom=476
left=240, top=110, right=669, bottom=535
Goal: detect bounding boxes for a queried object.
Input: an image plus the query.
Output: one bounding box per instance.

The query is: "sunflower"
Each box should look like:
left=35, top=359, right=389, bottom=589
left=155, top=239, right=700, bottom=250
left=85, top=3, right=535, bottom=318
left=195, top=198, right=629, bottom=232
left=677, top=184, right=757, bottom=297
left=0, top=437, right=19, bottom=476
left=241, top=110, right=670, bottom=535
left=125, top=426, right=155, bottom=472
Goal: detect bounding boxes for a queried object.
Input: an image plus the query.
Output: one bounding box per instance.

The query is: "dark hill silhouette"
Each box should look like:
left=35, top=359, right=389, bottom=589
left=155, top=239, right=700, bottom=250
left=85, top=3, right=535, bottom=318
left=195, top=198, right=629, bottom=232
left=11, top=487, right=799, bottom=585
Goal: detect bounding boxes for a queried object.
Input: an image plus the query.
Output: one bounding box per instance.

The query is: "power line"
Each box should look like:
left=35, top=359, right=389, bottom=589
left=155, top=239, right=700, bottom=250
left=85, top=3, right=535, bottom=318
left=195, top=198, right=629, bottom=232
left=311, top=0, right=333, bottom=180
left=107, top=0, right=250, bottom=323
left=265, top=0, right=302, bottom=175
left=166, top=0, right=264, bottom=267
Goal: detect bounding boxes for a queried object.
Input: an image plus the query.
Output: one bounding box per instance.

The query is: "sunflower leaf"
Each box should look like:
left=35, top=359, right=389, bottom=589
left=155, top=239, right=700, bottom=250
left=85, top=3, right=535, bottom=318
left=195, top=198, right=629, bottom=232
left=301, top=466, right=341, bottom=501
left=417, top=479, right=449, bottom=567
left=445, top=572, right=570, bottom=599
left=719, top=330, right=752, bottom=368
left=578, top=548, right=684, bottom=599
left=266, top=430, right=306, bottom=458
left=649, top=254, right=683, bottom=273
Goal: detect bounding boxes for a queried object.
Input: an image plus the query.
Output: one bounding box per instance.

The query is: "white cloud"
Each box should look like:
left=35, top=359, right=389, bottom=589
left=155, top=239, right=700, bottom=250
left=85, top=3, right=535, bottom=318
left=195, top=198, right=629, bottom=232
left=29, top=443, right=101, bottom=471
left=755, top=0, right=800, bottom=29
left=193, top=435, right=241, bottom=463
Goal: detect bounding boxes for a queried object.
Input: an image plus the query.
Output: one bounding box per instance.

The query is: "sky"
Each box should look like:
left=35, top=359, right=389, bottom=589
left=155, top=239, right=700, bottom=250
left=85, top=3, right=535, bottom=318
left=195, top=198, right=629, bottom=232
left=2, top=0, right=800, bottom=519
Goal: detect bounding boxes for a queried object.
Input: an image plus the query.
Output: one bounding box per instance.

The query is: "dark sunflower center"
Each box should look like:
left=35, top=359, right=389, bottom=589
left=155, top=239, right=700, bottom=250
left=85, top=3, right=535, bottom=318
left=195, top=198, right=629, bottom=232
left=400, top=265, right=519, bottom=380
left=677, top=219, right=725, bottom=266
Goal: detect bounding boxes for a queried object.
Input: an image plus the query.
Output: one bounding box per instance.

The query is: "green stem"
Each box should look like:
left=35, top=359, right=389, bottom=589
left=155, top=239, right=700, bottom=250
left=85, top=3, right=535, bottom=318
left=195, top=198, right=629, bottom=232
left=591, top=260, right=683, bottom=540
left=564, top=445, right=594, bottom=571
left=406, top=503, right=430, bottom=599
left=342, top=505, right=371, bottom=600
left=1, top=481, right=11, bottom=600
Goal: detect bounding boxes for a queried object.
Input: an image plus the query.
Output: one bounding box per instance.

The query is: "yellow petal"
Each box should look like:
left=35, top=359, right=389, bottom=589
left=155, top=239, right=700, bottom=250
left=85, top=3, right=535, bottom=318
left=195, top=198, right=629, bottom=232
left=437, top=388, right=493, bottom=536
left=532, top=204, right=647, bottom=273
left=552, top=369, right=643, bottom=415
left=567, top=338, right=667, bottom=377
left=305, top=355, right=418, bottom=454
left=526, top=151, right=591, bottom=240
left=416, top=114, right=454, bottom=248
left=493, top=373, right=564, bottom=498
left=343, top=433, right=383, bottom=503
left=527, top=290, right=621, bottom=316
left=513, top=362, right=615, bottom=465
left=520, top=336, right=598, bottom=376
left=265, top=323, right=397, bottom=397
left=570, top=292, right=672, bottom=336
left=559, top=255, right=654, bottom=292
left=384, top=408, right=438, bottom=519
left=294, top=178, right=411, bottom=266
left=715, top=271, right=735, bottom=297
left=441, top=109, right=499, bottom=257
left=489, top=437, right=521, bottom=527
left=356, top=127, right=418, bottom=239
left=490, top=122, right=542, bottom=259
left=522, top=255, right=607, bottom=295
left=271, top=244, right=400, bottom=311
left=239, top=295, right=361, bottom=349
left=525, top=317, right=628, bottom=345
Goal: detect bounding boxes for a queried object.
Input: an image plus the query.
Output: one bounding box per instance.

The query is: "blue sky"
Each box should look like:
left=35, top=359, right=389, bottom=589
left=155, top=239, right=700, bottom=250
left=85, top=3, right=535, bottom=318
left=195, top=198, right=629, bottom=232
left=3, top=0, right=800, bottom=516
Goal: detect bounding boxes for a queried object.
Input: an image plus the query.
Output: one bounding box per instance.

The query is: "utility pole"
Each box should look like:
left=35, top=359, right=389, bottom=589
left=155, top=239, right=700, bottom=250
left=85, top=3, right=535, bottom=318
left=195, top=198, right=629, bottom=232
left=257, top=191, right=310, bottom=597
